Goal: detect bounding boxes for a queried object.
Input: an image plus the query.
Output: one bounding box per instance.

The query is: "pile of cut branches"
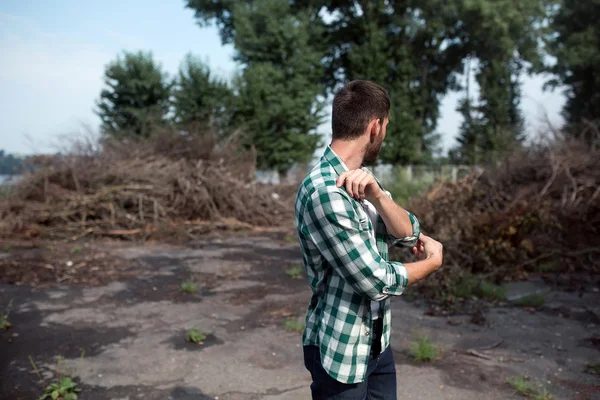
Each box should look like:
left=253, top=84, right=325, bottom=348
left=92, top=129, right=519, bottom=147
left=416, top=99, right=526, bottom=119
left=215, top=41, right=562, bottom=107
left=393, top=138, right=600, bottom=299
left=0, top=130, right=292, bottom=241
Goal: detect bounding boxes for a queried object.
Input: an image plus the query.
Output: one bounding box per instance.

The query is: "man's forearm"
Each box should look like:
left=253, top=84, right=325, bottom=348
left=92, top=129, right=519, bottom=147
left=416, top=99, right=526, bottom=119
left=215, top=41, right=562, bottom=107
left=403, top=257, right=440, bottom=286
left=371, top=193, right=413, bottom=238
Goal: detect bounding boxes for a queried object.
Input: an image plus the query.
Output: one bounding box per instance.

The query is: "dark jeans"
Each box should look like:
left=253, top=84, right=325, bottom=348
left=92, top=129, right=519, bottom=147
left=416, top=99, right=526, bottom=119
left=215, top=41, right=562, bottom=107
left=303, top=321, right=397, bottom=400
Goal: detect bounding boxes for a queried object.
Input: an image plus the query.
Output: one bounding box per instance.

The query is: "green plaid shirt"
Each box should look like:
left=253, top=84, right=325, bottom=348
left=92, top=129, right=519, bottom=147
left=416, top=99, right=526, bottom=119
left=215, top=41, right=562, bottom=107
left=294, top=146, right=420, bottom=384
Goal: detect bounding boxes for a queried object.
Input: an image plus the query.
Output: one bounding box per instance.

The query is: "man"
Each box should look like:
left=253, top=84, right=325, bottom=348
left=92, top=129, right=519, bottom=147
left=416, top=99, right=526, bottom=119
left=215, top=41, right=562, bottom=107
left=294, top=80, right=444, bottom=399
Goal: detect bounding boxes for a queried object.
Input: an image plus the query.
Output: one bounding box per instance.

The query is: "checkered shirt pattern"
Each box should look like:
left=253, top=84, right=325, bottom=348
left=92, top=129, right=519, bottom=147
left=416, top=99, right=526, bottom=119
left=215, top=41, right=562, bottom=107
left=294, top=145, right=420, bottom=384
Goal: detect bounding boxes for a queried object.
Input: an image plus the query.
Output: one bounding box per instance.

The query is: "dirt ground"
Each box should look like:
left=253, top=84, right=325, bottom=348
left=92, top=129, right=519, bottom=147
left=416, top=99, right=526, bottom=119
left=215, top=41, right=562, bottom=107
left=1, top=234, right=599, bottom=399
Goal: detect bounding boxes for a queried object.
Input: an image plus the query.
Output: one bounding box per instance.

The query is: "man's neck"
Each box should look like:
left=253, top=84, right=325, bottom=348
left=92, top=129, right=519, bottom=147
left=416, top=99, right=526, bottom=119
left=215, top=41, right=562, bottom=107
left=330, top=140, right=365, bottom=170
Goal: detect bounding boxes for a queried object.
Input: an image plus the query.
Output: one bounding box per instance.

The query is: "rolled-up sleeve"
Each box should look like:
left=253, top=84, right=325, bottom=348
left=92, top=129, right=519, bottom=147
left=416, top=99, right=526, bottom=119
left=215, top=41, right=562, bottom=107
left=382, top=190, right=421, bottom=248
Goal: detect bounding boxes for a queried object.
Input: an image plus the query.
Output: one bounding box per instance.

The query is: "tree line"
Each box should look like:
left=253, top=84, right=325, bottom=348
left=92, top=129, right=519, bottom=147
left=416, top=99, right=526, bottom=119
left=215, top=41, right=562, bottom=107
left=97, top=0, right=600, bottom=174
left=0, top=150, right=25, bottom=176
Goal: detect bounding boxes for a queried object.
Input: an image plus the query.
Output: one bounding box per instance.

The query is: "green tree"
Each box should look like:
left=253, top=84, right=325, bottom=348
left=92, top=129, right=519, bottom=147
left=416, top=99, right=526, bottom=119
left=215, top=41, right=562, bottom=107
left=173, top=54, right=235, bottom=136
left=545, top=0, right=600, bottom=142
left=229, top=0, right=326, bottom=174
left=450, top=0, right=547, bottom=164
left=187, top=0, right=548, bottom=165
left=0, top=150, right=24, bottom=175
left=97, top=51, right=172, bottom=138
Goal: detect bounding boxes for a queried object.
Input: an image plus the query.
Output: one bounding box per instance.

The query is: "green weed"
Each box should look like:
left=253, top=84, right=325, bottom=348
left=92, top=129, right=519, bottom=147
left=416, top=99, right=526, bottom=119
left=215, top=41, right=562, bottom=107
left=180, top=281, right=199, bottom=293
left=187, top=329, right=209, bottom=344
left=70, top=246, right=83, bottom=254
left=454, top=277, right=506, bottom=301
left=409, top=335, right=439, bottom=362
left=477, top=280, right=507, bottom=301
left=586, top=362, right=600, bottom=376
left=507, top=376, right=535, bottom=396
left=283, top=319, right=304, bottom=333
left=286, top=265, right=303, bottom=279
left=534, top=388, right=553, bottom=400
left=283, top=236, right=296, bottom=243
left=454, top=276, right=478, bottom=299
left=2, top=245, right=10, bottom=253
left=40, top=377, right=80, bottom=400
left=514, top=294, right=545, bottom=308
left=0, top=299, right=13, bottom=331
left=506, top=376, right=552, bottom=399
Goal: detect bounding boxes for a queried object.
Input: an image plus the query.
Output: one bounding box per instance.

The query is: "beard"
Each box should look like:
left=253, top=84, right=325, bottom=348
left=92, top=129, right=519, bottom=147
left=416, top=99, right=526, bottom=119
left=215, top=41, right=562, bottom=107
left=363, top=134, right=384, bottom=165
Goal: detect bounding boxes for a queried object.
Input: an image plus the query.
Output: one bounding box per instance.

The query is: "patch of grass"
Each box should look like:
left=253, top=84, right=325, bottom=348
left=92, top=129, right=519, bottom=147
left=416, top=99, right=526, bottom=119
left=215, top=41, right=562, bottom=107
left=506, top=376, right=552, bottom=399
left=0, top=299, right=13, bottom=331
left=40, top=377, right=81, bottom=400
left=507, top=376, right=535, bottom=396
left=533, top=388, right=553, bottom=400
left=283, top=236, right=296, bottom=243
left=409, top=335, right=440, bottom=362
left=384, top=168, right=431, bottom=206
left=286, top=265, right=303, bottom=279
left=180, top=281, right=199, bottom=293
left=586, top=362, right=600, bottom=376
left=476, top=280, right=507, bottom=301
left=2, top=244, right=10, bottom=253
left=536, top=262, right=558, bottom=273
left=454, top=277, right=506, bottom=301
left=514, top=294, right=545, bottom=308
left=0, top=186, right=13, bottom=200
left=283, top=319, right=304, bottom=333
left=70, top=246, right=83, bottom=254
left=187, top=329, right=209, bottom=344
left=454, top=276, right=478, bottom=299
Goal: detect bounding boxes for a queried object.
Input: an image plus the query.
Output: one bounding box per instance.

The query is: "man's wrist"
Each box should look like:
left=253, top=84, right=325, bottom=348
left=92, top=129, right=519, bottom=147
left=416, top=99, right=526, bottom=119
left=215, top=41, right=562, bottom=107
left=368, top=189, right=386, bottom=205
left=426, top=254, right=442, bottom=270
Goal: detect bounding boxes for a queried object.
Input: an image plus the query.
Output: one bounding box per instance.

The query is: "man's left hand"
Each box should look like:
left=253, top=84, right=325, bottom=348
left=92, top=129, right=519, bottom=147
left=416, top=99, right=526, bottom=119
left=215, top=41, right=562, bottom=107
left=336, top=169, right=383, bottom=202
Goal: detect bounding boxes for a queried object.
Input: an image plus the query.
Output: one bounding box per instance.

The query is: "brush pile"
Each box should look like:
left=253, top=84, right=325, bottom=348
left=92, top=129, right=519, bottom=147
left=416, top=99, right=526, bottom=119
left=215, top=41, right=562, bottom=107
left=393, top=138, right=600, bottom=296
left=0, top=130, right=292, bottom=241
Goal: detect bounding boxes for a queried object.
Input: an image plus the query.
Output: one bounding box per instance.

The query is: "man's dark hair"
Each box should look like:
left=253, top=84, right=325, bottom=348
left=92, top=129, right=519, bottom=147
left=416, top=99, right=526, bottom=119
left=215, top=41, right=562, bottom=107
left=331, top=80, right=390, bottom=141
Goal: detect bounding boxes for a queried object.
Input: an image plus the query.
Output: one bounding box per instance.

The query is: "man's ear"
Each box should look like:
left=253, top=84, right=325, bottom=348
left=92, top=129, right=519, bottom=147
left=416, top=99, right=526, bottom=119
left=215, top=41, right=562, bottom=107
left=368, top=118, right=381, bottom=142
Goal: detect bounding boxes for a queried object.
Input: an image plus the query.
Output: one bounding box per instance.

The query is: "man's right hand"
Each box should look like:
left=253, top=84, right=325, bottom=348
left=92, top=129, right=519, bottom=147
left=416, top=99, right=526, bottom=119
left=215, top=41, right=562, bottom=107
left=417, top=234, right=443, bottom=268
left=405, top=234, right=443, bottom=286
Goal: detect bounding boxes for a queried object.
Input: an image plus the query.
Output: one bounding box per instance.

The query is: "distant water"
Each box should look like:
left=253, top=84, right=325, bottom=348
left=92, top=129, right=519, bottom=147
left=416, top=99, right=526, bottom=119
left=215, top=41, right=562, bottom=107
left=0, top=175, right=20, bottom=185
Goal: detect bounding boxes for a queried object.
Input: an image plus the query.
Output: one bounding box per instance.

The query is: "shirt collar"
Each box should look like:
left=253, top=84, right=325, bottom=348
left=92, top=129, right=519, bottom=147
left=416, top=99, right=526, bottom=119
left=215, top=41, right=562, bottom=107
left=323, top=145, right=349, bottom=176
left=324, top=145, right=385, bottom=194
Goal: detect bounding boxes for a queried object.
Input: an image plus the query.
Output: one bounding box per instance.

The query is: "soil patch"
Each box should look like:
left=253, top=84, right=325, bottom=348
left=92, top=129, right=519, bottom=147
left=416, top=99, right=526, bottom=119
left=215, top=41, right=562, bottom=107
left=0, top=241, right=144, bottom=287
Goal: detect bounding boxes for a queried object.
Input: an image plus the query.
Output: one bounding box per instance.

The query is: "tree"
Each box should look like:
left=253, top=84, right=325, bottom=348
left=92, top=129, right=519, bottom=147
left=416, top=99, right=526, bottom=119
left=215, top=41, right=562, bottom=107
left=449, top=0, right=547, bottom=164
left=97, top=51, right=172, bottom=138
left=0, top=150, right=24, bottom=175
left=545, top=0, right=600, bottom=142
left=225, top=0, right=327, bottom=174
left=452, top=58, right=526, bottom=165
left=172, top=54, right=235, bottom=136
left=187, top=0, right=548, bottom=165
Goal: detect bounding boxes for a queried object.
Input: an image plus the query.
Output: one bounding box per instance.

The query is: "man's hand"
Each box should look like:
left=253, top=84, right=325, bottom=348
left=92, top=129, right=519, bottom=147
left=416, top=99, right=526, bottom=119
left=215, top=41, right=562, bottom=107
left=336, top=169, right=382, bottom=202
left=411, top=240, right=426, bottom=260
left=413, top=234, right=443, bottom=267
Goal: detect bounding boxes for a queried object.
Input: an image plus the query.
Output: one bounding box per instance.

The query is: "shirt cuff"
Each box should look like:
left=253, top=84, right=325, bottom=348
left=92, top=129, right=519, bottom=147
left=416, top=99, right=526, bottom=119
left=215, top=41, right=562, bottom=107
left=387, top=211, right=420, bottom=248
left=386, top=262, right=409, bottom=294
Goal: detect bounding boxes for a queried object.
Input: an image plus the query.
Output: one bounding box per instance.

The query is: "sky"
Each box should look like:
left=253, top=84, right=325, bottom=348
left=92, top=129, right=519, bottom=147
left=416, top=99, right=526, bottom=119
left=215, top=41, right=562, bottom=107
left=0, top=0, right=566, bottom=156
